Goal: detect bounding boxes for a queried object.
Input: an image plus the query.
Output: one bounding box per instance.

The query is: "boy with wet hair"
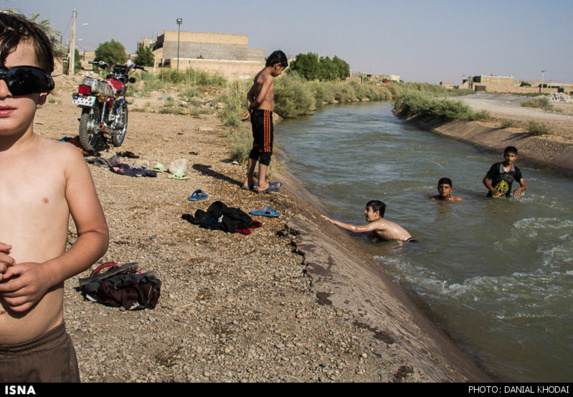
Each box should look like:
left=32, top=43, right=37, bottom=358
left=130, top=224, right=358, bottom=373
left=430, top=177, right=464, bottom=202
left=241, top=50, right=288, bottom=194
left=0, top=12, right=109, bottom=382
left=322, top=200, right=415, bottom=242
left=483, top=146, right=527, bottom=198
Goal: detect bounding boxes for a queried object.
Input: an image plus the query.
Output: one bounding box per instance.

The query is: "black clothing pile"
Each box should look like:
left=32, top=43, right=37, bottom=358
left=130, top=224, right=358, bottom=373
left=182, top=201, right=262, bottom=234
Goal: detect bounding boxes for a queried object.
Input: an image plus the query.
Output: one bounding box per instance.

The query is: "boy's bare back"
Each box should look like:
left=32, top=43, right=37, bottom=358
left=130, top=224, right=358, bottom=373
left=370, top=218, right=413, bottom=241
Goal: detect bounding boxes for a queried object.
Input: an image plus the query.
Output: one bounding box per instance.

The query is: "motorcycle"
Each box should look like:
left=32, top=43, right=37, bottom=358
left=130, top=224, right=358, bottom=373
left=72, top=60, right=145, bottom=154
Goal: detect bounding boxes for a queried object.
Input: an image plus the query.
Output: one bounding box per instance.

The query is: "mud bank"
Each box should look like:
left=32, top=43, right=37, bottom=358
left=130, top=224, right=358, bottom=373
left=405, top=115, right=573, bottom=178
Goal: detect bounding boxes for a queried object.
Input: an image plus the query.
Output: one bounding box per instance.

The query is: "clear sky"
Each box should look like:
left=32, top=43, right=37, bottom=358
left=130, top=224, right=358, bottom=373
left=4, top=0, right=572, bottom=84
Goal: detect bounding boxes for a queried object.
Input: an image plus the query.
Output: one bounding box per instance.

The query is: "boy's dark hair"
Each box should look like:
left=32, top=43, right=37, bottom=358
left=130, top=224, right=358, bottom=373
left=504, top=146, right=518, bottom=155
left=266, top=50, right=288, bottom=68
left=438, top=177, right=453, bottom=187
left=366, top=200, right=386, bottom=217
left=0, top=11, right=54, bottom=72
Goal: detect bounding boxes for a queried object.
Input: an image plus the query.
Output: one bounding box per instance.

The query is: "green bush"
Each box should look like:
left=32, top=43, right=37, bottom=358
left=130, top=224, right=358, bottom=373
left=215, top=80, right=251, bottom=129
left=224, top=127, right=253, bottom=164
left=393, top=89, right=477, bottom=120
left=521, top=97, right=558, bottom=112
left=154, top=68, right=226, bottom=87
left=308, top=81, right=336, bottom=105
left=527, top=120, right=551, bottom=135
left=274, top=74, right=316, bottom=118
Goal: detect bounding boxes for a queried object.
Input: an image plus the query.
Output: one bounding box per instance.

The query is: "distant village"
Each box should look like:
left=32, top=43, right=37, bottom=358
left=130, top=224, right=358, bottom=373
left=77, top=28, right=572, bottom=97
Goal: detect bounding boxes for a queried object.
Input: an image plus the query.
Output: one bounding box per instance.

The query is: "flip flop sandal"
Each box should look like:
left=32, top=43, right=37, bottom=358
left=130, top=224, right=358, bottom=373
left=188, top=189, right=208, bottom=201
left=250, top=205, right=281, bottom=217
left=151, top=162, right=167, bottom=172
left=241, top=181, right=259, bottom=190
left=256, top=181, right=283, bottom=194
left=168, top=170, right=190, bottom=180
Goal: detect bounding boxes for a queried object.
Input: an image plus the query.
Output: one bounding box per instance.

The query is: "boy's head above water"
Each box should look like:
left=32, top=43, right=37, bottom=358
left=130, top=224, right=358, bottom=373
left=437, top=177, right=453, bottom=197
left=365, top=200, right=386, bottom=221
left=503, top=146, right=519, bottom=165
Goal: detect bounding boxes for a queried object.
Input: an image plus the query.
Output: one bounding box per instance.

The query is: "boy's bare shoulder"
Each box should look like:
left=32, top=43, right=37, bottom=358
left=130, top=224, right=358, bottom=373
left=34, top=136, right=87, bottom=167
left=36, top=135, right=77, bottom=152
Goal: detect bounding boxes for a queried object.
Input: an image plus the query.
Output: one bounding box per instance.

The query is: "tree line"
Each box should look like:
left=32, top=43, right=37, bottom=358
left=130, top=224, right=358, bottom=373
left=287, top=52, right=350, bottom=81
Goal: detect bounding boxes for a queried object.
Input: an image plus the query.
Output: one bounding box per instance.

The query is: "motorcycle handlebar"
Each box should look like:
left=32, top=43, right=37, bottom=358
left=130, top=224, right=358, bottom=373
left=89, top=60, right=110, bottom=68
left=89, top=61, right=145, bottom=75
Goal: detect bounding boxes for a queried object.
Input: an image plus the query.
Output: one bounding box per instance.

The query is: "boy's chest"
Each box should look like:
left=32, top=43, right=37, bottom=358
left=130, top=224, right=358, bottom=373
left=0, top=158, right=66, bottom=213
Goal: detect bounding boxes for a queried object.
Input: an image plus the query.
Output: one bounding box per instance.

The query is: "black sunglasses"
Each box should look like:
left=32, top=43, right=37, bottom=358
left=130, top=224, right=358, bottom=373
left=0, top=65, right=55, bottom=96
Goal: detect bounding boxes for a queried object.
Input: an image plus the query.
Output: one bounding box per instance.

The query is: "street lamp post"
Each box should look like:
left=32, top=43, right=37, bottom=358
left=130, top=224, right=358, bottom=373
left=176, top=18, right=182, bottom=71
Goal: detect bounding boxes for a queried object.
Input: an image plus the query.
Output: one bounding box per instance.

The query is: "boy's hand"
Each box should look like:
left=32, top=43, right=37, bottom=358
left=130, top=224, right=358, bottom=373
left=0, top=243, right=14, bottom=282
left=0, top=261, right=54, bottom=312
left=241, top=110, right=250, bottom=121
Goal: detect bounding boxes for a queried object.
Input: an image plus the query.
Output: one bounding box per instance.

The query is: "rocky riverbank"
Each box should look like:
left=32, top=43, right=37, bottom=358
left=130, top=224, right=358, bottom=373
left=33, top=76, right=493, bottom=383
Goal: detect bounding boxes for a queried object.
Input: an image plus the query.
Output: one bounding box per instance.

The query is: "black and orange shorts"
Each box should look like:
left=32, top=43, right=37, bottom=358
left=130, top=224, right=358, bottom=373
left=249, top=109, right=274, bottom=166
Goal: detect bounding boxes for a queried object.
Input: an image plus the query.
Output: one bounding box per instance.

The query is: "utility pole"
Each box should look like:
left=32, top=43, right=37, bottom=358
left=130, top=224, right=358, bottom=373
left=69, top=10, right=77, bottom=75
left=176, top=18, right=182, bottom=72
left=540, top=70, right=545, bottom=93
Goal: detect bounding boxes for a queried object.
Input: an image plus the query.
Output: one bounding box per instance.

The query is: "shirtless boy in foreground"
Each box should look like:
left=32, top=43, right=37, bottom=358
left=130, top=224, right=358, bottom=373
left=241, top=50, right=288, bottom=194
left=430, top=177, right=464, bottom=202
left=0, top=13, right=109, bottom=382
left=322, top=200, right=415, bottom=242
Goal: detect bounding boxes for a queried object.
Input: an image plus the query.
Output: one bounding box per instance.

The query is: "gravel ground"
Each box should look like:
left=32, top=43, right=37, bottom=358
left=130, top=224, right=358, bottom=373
left=35, top=76, right=490, bottom=384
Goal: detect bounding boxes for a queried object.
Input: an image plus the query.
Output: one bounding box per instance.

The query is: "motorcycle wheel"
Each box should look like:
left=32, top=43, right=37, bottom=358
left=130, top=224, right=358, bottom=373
left=79, top=107, right=104, bottom=154
left=112, top=103, right=128, bottom=147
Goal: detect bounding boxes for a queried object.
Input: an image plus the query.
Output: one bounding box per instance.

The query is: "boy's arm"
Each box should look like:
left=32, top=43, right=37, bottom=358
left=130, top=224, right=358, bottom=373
left=0, top=149, right=109, bottom=312
left=321, top=215, right=378, bottom=233
left=513, top=178, right=527, bottom=197
left=241, top=84, right=256, bottom=121
left=482, top=174, right=500, bottom=197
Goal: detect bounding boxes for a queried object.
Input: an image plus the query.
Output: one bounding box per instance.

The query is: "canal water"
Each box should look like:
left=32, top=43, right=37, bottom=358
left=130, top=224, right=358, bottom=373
left=275, top=101, right=573, bottom=382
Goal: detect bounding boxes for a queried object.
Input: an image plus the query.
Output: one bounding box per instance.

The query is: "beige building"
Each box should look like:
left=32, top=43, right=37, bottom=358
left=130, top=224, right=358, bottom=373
left=350, top=71, right=400, bottom=82
left=152, top=30, right=266, bottom=81
left=459, top=75, right=573, bottom=95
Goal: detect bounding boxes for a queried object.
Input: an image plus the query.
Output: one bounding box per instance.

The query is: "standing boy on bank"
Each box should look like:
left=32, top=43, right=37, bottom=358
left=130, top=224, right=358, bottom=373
left=0, top=13, right=109, bottom=382
left=241, top=50, right=288, bottom=194
left=482, top=146, right=527, bottom=198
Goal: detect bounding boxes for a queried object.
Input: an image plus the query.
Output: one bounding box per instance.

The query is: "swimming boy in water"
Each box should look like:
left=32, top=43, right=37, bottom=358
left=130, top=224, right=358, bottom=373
left=0, top=13, right=109, bottom=382
left=321, top=200, right=415, bottom=242
left=482, top=146, right=527, bottom=198
left=430, top=177, right=464, bottom=202
left=241, top=50, right=288, bottom=194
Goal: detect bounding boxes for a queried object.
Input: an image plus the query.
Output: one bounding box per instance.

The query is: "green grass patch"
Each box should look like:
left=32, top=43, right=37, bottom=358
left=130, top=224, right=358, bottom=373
left=527, top=120, right=551, bottom=135
left=521, top=96, right=561, bottom=113
left=393, top=89, right=484, bottom=121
